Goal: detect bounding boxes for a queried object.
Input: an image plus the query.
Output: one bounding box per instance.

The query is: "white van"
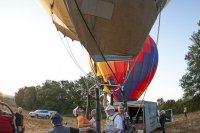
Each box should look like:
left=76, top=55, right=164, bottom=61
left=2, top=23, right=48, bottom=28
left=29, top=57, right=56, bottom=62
left=114, top=100, right=160, bottom=133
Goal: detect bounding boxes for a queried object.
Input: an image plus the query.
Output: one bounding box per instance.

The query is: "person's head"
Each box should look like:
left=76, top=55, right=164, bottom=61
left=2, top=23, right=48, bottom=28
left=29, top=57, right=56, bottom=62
left=51, top=113, right=63, bottom=125
left=73, top=106, right=84, bottom=117
left=105, top=105, right=115, bottom=116
left=161, top=110, right=166, bottom=115
left=117, top=103, right=125, bottom=114
left=18, top=107, right=23, bottom=114
left=91, top=109, right=96, bottom=118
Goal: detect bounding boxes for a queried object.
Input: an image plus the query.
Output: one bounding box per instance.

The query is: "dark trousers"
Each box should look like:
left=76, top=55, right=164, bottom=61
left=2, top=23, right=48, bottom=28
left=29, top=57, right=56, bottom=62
left=184, top=112, right=187, bottom=118
left=160, top=123, right=165, bottom=133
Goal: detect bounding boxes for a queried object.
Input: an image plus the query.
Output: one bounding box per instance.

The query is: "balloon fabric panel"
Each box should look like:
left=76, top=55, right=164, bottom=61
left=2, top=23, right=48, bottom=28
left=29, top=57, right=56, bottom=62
left=89, top=36, right=158, bottom=102
left=122, top=46, right=158, bottom=101
left=115, top=37, right=158, bottom=101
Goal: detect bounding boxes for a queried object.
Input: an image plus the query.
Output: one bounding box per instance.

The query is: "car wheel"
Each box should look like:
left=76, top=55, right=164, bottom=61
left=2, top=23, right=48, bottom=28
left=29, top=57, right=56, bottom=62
left=46, top=115, right=50, bottom=119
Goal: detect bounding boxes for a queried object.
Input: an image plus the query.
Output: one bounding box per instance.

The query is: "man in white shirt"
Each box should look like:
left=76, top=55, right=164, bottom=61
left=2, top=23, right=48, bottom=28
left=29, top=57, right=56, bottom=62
left=103, top=93, right=124, bottom=133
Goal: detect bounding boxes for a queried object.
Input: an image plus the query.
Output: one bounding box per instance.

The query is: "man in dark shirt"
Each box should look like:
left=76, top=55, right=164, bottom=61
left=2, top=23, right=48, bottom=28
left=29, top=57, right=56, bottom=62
left=14, top=107, right=24, bottom=133
left=159, top=110, right=166, bottom=133
left=48, top=113, right=91, bottom=133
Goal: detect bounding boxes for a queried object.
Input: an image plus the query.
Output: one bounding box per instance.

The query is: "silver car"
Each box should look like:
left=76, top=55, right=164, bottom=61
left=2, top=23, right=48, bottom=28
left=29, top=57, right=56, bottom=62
left=29, top=110, right=50, bottom=119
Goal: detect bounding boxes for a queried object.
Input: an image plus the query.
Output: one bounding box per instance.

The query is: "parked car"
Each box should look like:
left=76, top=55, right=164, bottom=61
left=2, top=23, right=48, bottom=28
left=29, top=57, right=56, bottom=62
left=49, top=110, right=57, bottom=117
left=0, top=101, right=14, bottom=133
left=29, top=110, right=50, bottom=119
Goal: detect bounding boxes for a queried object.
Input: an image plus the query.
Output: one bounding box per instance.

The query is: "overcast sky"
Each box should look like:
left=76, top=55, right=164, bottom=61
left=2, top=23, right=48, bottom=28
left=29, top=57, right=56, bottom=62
left=0, top=0, right=200, bottom=102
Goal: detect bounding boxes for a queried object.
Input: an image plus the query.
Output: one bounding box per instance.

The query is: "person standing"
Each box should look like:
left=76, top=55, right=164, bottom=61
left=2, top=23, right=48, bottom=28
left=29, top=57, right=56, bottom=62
left=14, top=107, right=25, bottom=133
left=103, top=92, right=124, bottom=133
left=184, top=107, right=187, bottom=118
left=73, top=106, right=92, bottom=128
left=159, top=110, right=166, bottom=133
left=89, top=109, right=96, bottom=129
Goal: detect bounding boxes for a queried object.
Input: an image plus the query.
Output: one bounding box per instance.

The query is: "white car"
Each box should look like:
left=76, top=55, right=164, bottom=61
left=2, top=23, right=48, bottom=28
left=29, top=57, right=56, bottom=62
left=49, top=110, right=57, bottom=117
left=29, top=110, right=50, bottom=119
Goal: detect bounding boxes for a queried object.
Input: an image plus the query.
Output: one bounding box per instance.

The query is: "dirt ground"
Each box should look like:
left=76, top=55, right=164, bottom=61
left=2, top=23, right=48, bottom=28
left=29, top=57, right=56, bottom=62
left=12, top=107, right=200, bottom=133
left=154, top=111, right=200, bottom=133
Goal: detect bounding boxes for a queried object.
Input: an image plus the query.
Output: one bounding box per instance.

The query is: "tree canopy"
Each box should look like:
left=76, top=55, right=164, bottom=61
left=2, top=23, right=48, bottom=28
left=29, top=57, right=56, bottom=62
left=180, top=20, right=200, bottom=98
left=14, top=73, right=96, bottom=115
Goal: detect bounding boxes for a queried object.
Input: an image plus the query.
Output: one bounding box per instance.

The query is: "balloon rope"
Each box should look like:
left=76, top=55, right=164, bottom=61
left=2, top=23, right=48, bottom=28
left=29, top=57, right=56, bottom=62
left=59, top=33, right=88, bottom=76
left=49, top=1, right=95, bottom=81
left=156, top=3, right=162, bottom=45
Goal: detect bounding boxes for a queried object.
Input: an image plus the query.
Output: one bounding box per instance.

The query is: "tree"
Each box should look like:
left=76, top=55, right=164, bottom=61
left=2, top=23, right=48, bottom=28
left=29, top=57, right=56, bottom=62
left=23, top=86, right=37, bottom=110
left=157, top=98, right=164, bottom=109
left=180, top=20, right=200, bottom=98
left=15, top=88, right=25, bottom=107
left=37, top=80, right=73, bottom=113
left=13, top=73, right=96, bottom=115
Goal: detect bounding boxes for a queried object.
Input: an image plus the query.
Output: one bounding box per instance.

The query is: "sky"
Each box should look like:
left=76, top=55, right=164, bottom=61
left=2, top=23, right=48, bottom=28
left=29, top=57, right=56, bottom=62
left=0, top=0, right=200, bottom=102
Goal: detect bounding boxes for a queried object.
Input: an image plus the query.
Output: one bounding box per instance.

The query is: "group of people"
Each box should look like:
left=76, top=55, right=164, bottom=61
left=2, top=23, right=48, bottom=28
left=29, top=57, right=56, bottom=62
left=48, top=92, right=127, bottom=133
left=0, top=100, right=24, bottom=133
left=48, top=106, right=97, bottom=133
left=48, top=94, right=189, bottom=133
left=103, top=92, right=125, bottom=133
left=1, top=97, right=189, bottom=133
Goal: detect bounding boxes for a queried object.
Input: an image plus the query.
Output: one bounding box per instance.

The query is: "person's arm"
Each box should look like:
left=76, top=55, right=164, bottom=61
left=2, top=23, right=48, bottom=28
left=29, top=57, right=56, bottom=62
left=13, top=115, right=17, bottom=130
left=22, top=115, right=25, bottom=131
left=89, top=119, right=96, bottom=129
left=103, top=92, right=108, bottom=110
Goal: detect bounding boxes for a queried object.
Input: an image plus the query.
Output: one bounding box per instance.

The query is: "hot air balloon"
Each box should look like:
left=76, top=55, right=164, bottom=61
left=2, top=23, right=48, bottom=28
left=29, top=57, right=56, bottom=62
left=38, top=0, right=168, bottom=62
left=90, top=35, right=158, bottom=101
left=37, top=1, right=168, bottom=131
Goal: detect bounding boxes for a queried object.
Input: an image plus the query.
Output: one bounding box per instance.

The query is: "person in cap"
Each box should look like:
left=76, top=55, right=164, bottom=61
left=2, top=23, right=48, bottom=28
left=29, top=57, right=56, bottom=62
left=48, top=113, right=91, bottom=133
left=159, top=110, right=166, bottom=133
left=14, top=107, right=25, bottom=133
left=103, top=93, right=124, bottom=133
left=73, top=106, right=93, bottom=128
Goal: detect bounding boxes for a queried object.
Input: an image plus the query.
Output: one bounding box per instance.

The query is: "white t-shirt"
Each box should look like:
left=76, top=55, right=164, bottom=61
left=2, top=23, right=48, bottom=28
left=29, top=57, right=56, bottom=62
left=106, top=113, right=123, bottom=133
left=184, top=107, right=187, bottom=113
left=89, top=117, right=96, bottom=128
